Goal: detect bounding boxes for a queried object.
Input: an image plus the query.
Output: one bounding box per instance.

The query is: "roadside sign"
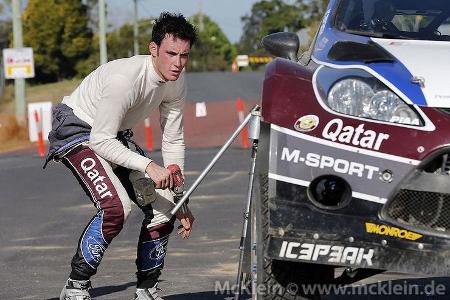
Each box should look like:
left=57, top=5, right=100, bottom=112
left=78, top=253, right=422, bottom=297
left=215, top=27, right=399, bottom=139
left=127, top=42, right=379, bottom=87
left=3, top=48, right=35, bottom=79
left=195, top=102, right=207, bottom=117
left=236, top=55, right=249, bottom=67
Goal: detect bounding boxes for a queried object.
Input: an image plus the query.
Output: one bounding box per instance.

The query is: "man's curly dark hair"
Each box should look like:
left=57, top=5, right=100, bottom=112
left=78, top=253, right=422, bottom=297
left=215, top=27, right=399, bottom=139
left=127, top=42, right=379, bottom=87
left=152, top=12, right=197, bottom=47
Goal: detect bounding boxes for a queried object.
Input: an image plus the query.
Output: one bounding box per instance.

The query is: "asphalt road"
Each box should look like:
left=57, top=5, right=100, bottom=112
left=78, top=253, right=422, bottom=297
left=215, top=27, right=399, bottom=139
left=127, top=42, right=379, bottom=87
left=0, top=148, right=250, bottom=300
left=1, top=148, right=450, bottom=300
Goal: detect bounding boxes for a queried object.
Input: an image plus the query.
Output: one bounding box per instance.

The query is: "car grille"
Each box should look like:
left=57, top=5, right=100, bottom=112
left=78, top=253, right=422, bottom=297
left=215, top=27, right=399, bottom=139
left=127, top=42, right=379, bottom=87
left=383, top=152, right=450, bottom=236
left=385, top=189, right=450, bottom=234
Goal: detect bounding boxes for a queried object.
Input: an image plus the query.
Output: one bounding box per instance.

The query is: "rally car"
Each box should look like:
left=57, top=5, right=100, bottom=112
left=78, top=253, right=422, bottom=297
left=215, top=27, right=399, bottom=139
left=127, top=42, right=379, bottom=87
left=250, top=0, right=450, bottom=298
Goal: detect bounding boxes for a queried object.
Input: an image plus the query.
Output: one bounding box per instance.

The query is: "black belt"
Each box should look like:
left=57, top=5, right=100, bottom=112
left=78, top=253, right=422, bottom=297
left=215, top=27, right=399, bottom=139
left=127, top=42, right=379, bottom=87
left=117, top=129, right=147, bottom=157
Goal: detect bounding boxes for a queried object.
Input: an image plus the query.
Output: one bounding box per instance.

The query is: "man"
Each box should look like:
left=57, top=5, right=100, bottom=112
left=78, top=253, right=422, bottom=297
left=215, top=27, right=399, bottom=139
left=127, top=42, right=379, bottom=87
left=45, top=12, right=197, bottom=300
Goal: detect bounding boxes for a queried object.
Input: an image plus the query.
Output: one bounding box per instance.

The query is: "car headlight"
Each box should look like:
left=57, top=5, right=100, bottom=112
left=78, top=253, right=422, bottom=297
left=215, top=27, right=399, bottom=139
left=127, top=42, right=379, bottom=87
left=327, top=78, right=422, bottom=126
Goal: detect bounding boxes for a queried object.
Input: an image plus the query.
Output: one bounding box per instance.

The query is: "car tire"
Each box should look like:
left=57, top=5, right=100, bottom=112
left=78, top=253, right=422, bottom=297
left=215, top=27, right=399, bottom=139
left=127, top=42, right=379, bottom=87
left=252, top=174, right=335, bottom=300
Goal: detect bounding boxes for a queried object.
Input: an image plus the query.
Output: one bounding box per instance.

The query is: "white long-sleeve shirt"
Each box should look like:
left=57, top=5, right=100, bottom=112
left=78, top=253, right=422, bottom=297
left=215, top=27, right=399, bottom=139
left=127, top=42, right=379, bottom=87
left=63, top=55, right=186, bottom=173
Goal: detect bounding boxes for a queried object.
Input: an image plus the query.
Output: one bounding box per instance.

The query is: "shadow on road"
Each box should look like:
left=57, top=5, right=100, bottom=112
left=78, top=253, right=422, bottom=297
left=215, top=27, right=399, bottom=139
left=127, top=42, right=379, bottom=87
left=46, top=281, right=136, bottom=300
left=44, top=277, right=450, bottom=299
left=90, top=281, right=136, bottom=298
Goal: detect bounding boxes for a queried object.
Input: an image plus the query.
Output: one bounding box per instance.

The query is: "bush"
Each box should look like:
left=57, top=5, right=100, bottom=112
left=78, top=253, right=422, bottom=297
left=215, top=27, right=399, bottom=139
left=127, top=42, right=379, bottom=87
left=0, top=114, right=21, bottom=141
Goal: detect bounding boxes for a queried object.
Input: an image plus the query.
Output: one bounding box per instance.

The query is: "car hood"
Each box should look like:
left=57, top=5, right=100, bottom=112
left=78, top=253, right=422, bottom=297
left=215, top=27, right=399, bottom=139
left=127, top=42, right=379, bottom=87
left=372, top=38, right=450, bottom=108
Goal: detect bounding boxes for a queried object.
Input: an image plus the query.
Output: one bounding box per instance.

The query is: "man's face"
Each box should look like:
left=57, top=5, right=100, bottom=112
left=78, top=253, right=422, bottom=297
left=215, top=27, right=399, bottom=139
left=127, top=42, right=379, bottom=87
left=149, top=34, right=191, bottom=81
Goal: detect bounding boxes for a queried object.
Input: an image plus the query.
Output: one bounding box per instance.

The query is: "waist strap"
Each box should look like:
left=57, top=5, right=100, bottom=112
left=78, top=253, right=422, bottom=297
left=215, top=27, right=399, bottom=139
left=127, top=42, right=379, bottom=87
left=117, top=129, right=146, bottom=157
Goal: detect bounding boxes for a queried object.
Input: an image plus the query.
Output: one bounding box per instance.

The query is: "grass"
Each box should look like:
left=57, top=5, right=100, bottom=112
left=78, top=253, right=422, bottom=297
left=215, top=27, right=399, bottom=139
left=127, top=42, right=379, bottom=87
left=0, top=79, right=81, bottom=114
left=0, top=79, right=81, bottom=153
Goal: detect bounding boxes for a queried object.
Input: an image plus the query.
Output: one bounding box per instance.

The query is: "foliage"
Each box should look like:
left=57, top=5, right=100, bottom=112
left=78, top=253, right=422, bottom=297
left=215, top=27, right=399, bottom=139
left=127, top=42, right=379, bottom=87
left=74, top=18, right=155, bottom=77
left=107, top=18, right=154, bottom=60
left=23, top=0, right=92, bottom=82
left=298, top=0, right=330, bottom=23
left=239, top=0, right=305, bottom=54
left=84, top=0, right=99, bottom=30
left=98, top=13, right=236, bottom=73
left=74, top=34, right=99, bottom=78
left=239, top=0, right=330, bottom=54
left=18, top=0, right=244, bottom=80
left=0, top=20, right=11, bottom=50
left=0, top=0, right=11, bottom=15
left=188, top=13, right=236, bottom=72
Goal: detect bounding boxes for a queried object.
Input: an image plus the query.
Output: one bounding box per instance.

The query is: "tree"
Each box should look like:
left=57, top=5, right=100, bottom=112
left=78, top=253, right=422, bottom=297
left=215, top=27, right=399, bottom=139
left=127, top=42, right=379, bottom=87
left=0, top=0, right=11, bottom=16
left=75, top=18, right=155, bottom=78
left=107, top=18, right=154, bottom=60
left=239, top=0, right=330, bottom=54
left=297, top=0, right=330, bottom=24
left=23, top=0, right=92, bottom=82
left=0, top=1, right=13, bottom=49
left=0, top=20, right=11, bottom=50
left=239, top=0, right=305, bottom=54
left=102, top=13, right=235, bottom=72
left=38, top=8, right=237, bottom=77
left=188, top=13, right=236, bottom=72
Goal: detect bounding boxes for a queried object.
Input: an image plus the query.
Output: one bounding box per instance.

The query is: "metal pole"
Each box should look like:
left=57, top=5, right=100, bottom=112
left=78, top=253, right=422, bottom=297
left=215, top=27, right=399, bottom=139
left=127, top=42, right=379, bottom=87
left=99, top=0, right=107, bottom=64
left=235, top=139, right=259, bottom=300
left=12, top=0, right=26, bottom=125
left=133, top=0, right=139, bottom=56
left=170, top=105, right=260, bottom=216
left=234, top=108, right=261, bottom=299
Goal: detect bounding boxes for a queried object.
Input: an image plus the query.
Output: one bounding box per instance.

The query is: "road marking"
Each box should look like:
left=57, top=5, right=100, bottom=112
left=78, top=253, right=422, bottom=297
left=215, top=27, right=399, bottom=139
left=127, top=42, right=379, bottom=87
left=2, top=245, right=71, bottom=251
left=190, top=194, right=243, bottom=201
left=197, top=238, right=239, bottom=245
left=200, top=172, right=246, bottom=188
left=184, top=170, right=248, bottom=176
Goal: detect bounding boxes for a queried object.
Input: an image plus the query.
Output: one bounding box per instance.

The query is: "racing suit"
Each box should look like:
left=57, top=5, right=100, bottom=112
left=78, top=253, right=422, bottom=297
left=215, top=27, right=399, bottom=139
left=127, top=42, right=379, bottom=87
left=45, top=55, right=186, bottom=289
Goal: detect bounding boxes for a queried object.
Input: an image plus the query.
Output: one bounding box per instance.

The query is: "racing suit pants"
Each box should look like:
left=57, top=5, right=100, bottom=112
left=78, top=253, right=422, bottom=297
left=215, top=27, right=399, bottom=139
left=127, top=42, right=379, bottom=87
left=61, top=145, right=176, bottom=288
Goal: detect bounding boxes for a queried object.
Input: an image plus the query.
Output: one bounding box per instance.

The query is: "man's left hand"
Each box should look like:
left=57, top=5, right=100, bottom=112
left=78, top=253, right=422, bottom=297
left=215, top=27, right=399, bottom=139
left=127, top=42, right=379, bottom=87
left=175, top=206, right=195, bottom=239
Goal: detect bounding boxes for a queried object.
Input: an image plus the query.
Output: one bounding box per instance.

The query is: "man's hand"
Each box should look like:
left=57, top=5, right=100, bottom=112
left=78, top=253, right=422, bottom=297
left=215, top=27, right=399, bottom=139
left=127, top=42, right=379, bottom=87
left=145, top=161, right=173, bottom=189
left=175, top=207, right=195, bottom=239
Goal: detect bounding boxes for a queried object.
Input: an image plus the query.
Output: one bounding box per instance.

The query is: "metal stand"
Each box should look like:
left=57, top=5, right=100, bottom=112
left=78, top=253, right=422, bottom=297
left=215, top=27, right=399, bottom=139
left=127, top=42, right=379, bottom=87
left=234, top=112, right=260, bottom=300
left=168, top=105, right=261, bottom=300
left=170, top=105, right=261, bottom=216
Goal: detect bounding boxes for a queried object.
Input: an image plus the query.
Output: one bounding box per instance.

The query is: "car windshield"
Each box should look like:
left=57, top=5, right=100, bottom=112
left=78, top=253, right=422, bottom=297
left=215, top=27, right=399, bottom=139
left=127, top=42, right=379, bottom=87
left=333, top=0, right=450, bottom=41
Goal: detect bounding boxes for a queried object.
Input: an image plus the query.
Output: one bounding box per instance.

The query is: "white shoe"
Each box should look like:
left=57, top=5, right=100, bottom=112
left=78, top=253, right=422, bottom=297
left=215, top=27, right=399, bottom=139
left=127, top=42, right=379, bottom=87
left=134, top=283, right=163, bottom=300
left=59, top=278, right=91, bottom=300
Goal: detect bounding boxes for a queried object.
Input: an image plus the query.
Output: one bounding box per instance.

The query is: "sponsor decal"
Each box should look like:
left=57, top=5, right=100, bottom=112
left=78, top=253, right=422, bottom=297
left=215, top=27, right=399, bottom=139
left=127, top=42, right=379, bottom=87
left=318, top=9, right=331, bottom=36
left=294, top=115, right=319, bottom=132
left=86, top=236, right=106, bottom=264
left=81, top=157, right=113, bottom=199
left=281, top=147, right=379, bottom=180
left=149, top=237, right=169, bottom=261
left=139, top=236, right=169, bottom=271
left=322, top=119, right=390, bottom=151
left=80, top=211, right=108, bottom=269
left=365, top=222, right=422, bottom=241
left=317, top=37, right=329, bottom=51
left=279, top=241, right=374, bottom=266
left=435, top=95, right=450, bottom=100
left=390, top=116, right=420, bottom=126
